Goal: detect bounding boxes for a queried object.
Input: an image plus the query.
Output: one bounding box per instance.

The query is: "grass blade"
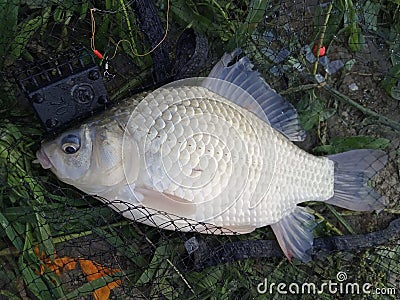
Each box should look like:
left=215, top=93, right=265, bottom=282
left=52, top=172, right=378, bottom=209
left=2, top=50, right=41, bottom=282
left=326, top=204, right=356, bottom=235
left=0, top=211, right=23, bottom=251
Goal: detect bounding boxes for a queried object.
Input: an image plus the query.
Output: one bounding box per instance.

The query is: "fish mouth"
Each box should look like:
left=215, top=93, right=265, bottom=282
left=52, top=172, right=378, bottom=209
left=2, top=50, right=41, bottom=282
left=35, top=148, right=53, bottom=169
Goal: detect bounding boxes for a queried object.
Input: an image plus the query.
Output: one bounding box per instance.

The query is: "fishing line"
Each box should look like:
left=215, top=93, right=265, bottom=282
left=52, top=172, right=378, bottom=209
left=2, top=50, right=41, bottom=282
left=89, top=0, right=170, bottom=61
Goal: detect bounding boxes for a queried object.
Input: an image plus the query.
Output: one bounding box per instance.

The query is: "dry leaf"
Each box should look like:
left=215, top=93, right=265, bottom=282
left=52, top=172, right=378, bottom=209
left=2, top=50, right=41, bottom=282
left=34, top=246, right=77, bottom=276
left=79, top=259, right=122, bottom=300
left=34, top=246, right=122, bottom=300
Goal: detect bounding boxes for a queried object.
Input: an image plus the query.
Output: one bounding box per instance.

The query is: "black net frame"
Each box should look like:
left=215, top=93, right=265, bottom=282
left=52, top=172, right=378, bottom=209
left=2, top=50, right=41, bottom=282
left=0, top=0, right=400, bottom=299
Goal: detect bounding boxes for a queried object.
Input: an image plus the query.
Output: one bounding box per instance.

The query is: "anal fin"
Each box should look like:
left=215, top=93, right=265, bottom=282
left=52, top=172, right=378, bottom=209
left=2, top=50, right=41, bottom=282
left=270, top=206, right=316, bottom=262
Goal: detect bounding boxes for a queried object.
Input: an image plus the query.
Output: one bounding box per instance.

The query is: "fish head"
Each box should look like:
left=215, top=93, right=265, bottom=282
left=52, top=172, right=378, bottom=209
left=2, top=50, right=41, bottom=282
left=36, top=122, right=139, bottom=195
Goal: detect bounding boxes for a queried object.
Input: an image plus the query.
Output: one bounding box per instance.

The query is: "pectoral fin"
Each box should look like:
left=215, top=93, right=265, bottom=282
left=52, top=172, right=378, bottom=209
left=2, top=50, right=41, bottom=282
left=135, top=187, right=197, bottom=218
left=219, top=225, right=256, bottom=234
left=270, top=207, right=316, bottom=262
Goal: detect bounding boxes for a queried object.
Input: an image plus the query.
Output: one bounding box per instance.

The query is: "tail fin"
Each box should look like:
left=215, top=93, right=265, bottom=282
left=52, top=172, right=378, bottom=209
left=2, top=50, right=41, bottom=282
left=326, top=149, right=388, bottom=211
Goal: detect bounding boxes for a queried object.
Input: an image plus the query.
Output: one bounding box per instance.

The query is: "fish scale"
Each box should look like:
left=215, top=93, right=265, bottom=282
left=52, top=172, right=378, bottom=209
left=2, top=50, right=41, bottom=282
left=128, top=85, right=333, bottom=227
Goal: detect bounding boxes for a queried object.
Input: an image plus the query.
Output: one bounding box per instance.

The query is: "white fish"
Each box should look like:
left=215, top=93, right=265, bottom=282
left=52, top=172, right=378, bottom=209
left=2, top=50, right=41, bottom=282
left=36, top=49, right=387, bottom=262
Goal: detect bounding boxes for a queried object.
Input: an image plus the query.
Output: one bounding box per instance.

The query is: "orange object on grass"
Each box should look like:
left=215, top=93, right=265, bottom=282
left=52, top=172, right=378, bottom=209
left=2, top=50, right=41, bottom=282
left=34, top=246, right=76, bottom=276
left=34, top=246, right=122, bottom=300
left=79, top=259, right=122, bottom=300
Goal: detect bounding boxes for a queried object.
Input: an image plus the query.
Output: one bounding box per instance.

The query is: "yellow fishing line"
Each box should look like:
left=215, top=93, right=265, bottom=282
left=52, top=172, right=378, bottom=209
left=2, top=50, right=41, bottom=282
left=89, top=0, right=170, bottom=60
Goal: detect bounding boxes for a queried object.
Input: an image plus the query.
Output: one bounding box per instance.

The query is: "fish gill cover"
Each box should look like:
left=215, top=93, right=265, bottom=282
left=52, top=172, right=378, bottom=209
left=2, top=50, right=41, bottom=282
left=0, top=0, right=400, bottom=299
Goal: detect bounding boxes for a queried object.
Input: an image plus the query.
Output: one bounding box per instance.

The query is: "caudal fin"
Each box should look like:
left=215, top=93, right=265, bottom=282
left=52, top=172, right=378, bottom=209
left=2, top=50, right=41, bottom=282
left=325, top=149, right=388, bottom=211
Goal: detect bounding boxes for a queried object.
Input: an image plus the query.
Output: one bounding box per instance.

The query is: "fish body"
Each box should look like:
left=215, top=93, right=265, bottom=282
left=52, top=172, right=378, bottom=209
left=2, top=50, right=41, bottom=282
left=37, top=50, right=387, bottom=261
left=118, top=85, right=333, bottom=226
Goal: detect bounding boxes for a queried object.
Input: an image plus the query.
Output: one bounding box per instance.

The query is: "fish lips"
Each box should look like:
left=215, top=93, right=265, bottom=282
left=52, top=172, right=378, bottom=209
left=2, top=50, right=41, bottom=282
left=35, top=148, right=53, bottom=169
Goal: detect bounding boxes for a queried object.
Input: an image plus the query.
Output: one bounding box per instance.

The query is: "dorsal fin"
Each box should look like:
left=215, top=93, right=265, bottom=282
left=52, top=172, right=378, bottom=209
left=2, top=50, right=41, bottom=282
left=202, top=49, right=306, bottom=141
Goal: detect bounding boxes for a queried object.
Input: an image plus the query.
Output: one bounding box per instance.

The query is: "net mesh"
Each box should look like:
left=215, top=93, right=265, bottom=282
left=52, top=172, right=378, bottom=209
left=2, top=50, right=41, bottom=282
left=1, top=0, right=400, bottom=299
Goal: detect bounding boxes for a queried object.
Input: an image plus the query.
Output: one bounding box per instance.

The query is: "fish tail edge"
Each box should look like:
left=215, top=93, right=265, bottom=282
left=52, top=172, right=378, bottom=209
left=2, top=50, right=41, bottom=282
left=325, top=149, right=388, bottom=211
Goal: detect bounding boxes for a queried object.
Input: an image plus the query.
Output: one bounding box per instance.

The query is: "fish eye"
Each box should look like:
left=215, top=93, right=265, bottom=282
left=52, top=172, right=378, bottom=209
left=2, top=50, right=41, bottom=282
left=61, top=134, right=81, bottom=154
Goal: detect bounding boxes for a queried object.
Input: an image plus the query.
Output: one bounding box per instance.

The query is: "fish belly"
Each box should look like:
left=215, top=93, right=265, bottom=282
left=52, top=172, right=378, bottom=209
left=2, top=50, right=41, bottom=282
left=124, top=86, right=334, bottom=230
